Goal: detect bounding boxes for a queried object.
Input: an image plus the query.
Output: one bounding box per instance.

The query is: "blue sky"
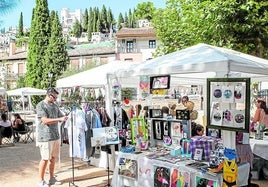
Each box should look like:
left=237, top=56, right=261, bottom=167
left=1, top=0, right=166, bottom=30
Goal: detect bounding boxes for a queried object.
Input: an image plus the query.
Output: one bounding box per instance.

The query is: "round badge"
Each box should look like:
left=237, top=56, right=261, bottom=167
left=234, top=90, right=242, bottom=99
left=224, top=90, right=232, bottom=98
left=213, top=89, right=222, bottom=98
left=223, top=110, right=231, bottom=121
left=235, top=114, right=244, bottom=123
left=213, top=112, right=222, bottom=121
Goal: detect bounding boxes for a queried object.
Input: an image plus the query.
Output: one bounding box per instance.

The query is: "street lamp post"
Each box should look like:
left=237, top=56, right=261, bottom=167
left=48, top=71, right=54, bottom=88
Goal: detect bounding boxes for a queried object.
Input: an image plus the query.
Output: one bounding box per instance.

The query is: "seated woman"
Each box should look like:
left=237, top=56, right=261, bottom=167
left=191, top=122, right=204, bottom=136
left=11, top=113, right=25, bottom=142
left=0, top=113, right=12, bottom=145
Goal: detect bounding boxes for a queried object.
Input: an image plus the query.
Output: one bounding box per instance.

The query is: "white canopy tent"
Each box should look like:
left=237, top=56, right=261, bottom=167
left=7, top=87, right=47, bottom=111
left=56, top=61, right=140, bottom=88
left=0, top=87, right=6, bottom=94
left=111, top=43, right=268, bottom=148
left=115, top=43, right=268, bottom=80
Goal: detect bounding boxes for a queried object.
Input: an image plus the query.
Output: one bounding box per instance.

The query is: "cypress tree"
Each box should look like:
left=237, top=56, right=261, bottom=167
left=18, top=12, right=23, bottom=37
left=100, top=5, right=108, bottom=33
left=26, top=0, right=50, bottom=88
left=87, top=7, right=94, bottom=41
left=117, top=13, right=124, bottom=30
left=44, top=11, right=69, bottom=88
left=107, top=8, right=115, bottom=33
left=82, top=8, right=88, bottom=32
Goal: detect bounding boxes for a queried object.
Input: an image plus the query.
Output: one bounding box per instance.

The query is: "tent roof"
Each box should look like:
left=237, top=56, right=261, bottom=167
left=56, top=61, right=140, bottom=88
left=116, top=43, right=268, bottom=80
left=0, top=87, right=6, bottom=94
left=7, top=87, right=47, bottom=96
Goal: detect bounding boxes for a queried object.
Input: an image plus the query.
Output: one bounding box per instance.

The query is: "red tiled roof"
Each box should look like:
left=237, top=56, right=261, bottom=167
left=115, top=27, right=156, bottom=38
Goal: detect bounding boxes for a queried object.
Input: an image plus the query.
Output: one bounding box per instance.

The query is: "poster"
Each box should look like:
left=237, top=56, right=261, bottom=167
left=195, top=175, right=218, bottom=187
left=92, top=127, right=119, bottom=145
left=118, top=157, right=137, bottom=179
left=153, top=165, right=170, bottom=187
left=170, top=168, right=190, bottom=187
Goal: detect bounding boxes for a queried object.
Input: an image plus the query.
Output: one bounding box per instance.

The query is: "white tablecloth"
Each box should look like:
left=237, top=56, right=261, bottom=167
left=250, top=137, right=268, bottom=160
left=111, top=152, right=249, bottom=187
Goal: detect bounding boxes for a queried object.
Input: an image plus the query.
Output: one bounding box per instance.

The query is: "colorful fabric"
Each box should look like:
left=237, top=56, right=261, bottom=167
left=190, top=136, right=219, bottom=161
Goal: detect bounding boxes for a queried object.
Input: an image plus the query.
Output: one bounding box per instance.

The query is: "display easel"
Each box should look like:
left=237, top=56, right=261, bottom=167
left=91, top=127, right=119, bottom=187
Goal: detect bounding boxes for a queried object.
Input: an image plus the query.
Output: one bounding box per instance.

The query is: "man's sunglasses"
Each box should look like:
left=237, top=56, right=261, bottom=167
left=50, top=94, right=57, bottom=100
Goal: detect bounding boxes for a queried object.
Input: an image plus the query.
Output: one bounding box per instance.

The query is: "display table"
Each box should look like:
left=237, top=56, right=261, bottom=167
left=249, top=137, right=268, bottom=180
left=111, top=152, right=249, bottom=187
left=250, top=137, right=268, bottom=160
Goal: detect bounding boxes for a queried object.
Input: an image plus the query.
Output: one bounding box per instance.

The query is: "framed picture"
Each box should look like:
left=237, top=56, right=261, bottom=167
left=149, top=109, right=163, bottom=118
left=207, top=78, right=250, bottom=132
left=207, top=128, right=221, bottom=138
left=92, top=127, right=119, bottom=145
left=118, top=157, right=138, bottom=179
left=170, top=121, right=183, bottom=138
left=153, top=120, right=163, bottom=140
left=130, top=118, right=147, bottom=144
left=150, top=75, right=170, bottom=90
left=176, top=110, right=190, bottom=120
left=105, top=127, right=119, bottom=145
left=163, top=121, right=171, bottom=136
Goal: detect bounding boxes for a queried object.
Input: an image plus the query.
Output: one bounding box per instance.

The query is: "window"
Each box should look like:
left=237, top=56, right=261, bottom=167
left=126, top=41, right=134, bottom=53
left=149, top=40, right=156, bottom=48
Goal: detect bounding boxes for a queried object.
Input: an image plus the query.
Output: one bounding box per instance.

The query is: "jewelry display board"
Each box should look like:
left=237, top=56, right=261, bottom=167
left=207, top=78, right=250, bottom=132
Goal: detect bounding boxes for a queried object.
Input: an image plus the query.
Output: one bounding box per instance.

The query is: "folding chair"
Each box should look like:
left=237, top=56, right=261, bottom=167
left=14, top=121, right=34, bottom=143
left=0, top=126, right=14, bottom=145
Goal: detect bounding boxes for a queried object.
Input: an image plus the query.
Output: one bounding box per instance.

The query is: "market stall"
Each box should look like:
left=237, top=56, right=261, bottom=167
left=107, top=43, right=268, bottom=186
left=6, top=87, right=46, bottom=112
left=110, top=43, right=268, bottom=147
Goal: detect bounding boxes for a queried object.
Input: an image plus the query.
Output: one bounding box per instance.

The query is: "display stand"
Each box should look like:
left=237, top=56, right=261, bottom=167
left=91, top=127, right=119, bottom=187
left=69, top=105, right=78, bottom=187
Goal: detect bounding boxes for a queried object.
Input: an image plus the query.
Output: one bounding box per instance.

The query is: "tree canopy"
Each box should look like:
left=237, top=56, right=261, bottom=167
left=152, top=0, right=268, bottom=59
left=26, top=0, right=69, bottom=89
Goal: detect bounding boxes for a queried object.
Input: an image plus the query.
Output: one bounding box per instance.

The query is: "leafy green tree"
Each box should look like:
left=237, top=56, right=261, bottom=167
left=82, top=8, right=88, bottom=32
left=44, top=11, right=69, bottom=88
left=152, top=0, right=268, bottom=58
left=26, top=0, right=51, bottom=88
left=135, top=2, right=156, bottom=21
left=18, top=12, right=23, bottom=37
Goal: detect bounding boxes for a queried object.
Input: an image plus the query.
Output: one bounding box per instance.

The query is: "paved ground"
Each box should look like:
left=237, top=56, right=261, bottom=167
left=0, top=141, right=112, bottom=187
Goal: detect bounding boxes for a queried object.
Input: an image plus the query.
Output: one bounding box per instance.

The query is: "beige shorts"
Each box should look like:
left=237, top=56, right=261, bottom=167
left=37, top=140, right=60, bottom=160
